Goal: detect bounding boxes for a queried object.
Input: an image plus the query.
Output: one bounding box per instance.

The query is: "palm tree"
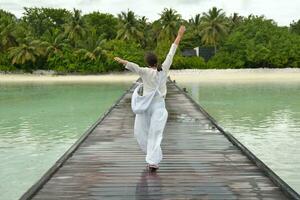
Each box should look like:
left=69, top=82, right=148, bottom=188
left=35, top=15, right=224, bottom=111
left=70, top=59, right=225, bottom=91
left=8, top=39, right=45, bottom=64
left=76, top=29, right=107, bottom=61
left=149, top=20, right=162, bottom=48
left=231, top=13, right=243, bottom=24
left=0, top=21, right=18, bottom=51
left=75, top=45, right=107, bottom=61
left=290, top=19, right=300, bottom=34
left=200, top=7, right=228, bottom=53
left=116, top=10, right=143, bottom=42
left=228, top=12, right=244, bottom=32
left=138, top=16, right=150, bottom=48
left=40, top=29, right=70, bottom=58
left=138, top=16, right=148, bottom=30
left=189, top=14, right=202, bottom=27
left=158, top=8, right=182, bottom=42
left=188, top=14, right=202, bottom=40
left=64, top=9, right=86, bottom=47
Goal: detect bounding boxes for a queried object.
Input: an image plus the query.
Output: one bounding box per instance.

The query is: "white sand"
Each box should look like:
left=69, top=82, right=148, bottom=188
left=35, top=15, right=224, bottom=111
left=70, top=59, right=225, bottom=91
left=170, top=68, right=300, bottom=83
left=1, top=68, right=300, bottom=83
left=0, top=73, right=138, bottom=83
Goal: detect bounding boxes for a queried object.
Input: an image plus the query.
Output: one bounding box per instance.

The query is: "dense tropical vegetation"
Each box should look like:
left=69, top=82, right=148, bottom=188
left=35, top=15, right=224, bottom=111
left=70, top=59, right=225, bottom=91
left=0, top=7, right=299, bottom=73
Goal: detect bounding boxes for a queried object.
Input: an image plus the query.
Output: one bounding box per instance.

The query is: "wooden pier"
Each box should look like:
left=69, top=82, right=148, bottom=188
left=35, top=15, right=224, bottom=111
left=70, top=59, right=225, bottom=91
left=21, top=78, right=300, bottom=200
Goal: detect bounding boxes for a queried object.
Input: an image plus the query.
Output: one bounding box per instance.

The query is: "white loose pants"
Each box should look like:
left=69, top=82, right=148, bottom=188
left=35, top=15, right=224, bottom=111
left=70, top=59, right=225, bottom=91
left=134, top=96, right=168, bottom=165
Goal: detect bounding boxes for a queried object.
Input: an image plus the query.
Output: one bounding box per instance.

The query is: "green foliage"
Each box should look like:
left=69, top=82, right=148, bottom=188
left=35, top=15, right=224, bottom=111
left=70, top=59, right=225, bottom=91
left=155, top=40, right=174, bottom=62
left=207, top=51, right=245, bottom=69
left=208, top=16, right=300, bottom=68
left=155, top=39, right=206, bottom=69
left=173, top=56, right=206, bottom=69
left=158, top=8, right=182, bottom=42
left=0, top=10, right=18, bottom=51
left=0, top=7, right=299, bottom=73
left=64, top=9, right=86, bottom=48
left=22, top=7, right=71, bottom=37
left=0, top=52, right=14, bottom=71
left=116, top=10, right=143, bottom=42
left=8, top=39, right=46, bottom=66
left=200, top=7, right=229, bottom=53
left=104, top=39, right=144, bottom=71
left=0, top=51, right=17, bottom=72
left=83, top=12, right=118, bottom=40
left=45, top=44, right=106, bottom=74
left=0, top=52, right=9, bottom=64
left=0, top=65, right=17, bottom=72
left=290, top=20, right=300, bottom=35
left=179, top=16, right=202, bottom=49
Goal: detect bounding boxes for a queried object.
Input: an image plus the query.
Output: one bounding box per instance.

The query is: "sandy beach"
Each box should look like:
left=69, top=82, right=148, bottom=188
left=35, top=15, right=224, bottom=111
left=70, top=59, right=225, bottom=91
left=1, top=68, right=300, bottom=83
left=170, top=68, right=300, bottom=83
left=0, top=72, right=138, bottom=83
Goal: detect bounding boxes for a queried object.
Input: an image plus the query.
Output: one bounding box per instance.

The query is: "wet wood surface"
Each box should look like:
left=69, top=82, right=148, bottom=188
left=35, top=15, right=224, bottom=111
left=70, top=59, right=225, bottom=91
left=29, top=79, right=289, bottom=200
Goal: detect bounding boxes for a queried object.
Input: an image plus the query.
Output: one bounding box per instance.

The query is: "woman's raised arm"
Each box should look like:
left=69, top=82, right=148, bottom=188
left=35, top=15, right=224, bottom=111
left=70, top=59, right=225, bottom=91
left=174, top=25, right=186, bottom=45
left=161, top=25, right=186, bottom=72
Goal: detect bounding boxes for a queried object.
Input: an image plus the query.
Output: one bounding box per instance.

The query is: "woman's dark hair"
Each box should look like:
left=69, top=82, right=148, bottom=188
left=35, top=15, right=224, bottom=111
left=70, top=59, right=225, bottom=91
left=144, top=52, right=162, bottom=71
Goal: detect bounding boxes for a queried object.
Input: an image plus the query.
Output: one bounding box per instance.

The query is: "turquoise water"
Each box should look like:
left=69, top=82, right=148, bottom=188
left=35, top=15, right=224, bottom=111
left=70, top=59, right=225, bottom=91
left=179, top=81, right=300, bottom=194
left=1, top=80, right=300, bottom=199
left=0, top=82, right=130, bottom=200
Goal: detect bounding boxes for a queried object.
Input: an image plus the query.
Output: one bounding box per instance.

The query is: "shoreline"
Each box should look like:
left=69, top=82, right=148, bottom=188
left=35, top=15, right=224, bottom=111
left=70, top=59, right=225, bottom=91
left=1, top=68, right=300, bottom=83
left=170, top=68, right=300, bottom=83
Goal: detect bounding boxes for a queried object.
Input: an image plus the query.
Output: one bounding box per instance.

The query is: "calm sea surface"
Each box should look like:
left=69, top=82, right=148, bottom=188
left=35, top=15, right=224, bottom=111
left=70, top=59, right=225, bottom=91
left=177, top=80, right=300, bottom=194
left=0, top=82, right=131, bottom=200
left=1, top=80, right=300, bottom=199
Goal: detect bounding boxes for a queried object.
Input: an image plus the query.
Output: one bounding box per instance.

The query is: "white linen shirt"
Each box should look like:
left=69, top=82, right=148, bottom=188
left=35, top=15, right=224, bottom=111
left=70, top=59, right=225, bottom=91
left=124, top=43, right=178, bottom=99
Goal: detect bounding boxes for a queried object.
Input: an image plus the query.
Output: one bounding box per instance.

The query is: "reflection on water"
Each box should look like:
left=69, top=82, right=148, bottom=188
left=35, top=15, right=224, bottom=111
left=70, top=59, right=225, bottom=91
left=179, top=81, right=300, bottom=193
left=135, top=170, right=162, bottom=199
left=0, top=82, right=130, bottom=200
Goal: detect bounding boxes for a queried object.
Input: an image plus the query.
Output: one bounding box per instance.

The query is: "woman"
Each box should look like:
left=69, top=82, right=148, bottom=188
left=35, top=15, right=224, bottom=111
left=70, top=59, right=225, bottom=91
left=114, top=25, right=186, bottom=172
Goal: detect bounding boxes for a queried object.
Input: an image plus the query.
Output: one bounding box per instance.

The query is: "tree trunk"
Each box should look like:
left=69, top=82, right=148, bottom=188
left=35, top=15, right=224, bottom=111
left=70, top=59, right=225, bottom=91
left=214, top=41, right=217, bottom=54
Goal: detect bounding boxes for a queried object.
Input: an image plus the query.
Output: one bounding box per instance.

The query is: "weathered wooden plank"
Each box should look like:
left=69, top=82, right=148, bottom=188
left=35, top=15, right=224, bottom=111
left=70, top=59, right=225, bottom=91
left=20, top=78, right=299, bottom=200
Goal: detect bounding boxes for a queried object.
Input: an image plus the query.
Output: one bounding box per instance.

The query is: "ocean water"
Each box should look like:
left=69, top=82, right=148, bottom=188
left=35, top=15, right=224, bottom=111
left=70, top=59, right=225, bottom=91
left=1, top=79, right=300, bottom=199
left=178, top=80, right=300, bottom=194
left=0, top=82, right=130, bottom=200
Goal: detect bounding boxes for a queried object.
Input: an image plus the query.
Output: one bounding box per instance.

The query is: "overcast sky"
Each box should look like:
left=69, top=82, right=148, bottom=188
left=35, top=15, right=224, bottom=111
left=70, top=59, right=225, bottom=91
left=0, top=0, right=299, bottom=26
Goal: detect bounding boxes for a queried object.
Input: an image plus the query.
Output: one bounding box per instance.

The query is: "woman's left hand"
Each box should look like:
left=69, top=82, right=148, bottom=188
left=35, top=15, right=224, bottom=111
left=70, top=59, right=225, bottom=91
left=114, top=57, right=128, bottom=65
